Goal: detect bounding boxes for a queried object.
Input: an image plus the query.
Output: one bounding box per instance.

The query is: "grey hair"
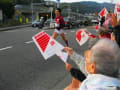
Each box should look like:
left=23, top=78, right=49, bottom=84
left=90, top=39, right=120, bottom=77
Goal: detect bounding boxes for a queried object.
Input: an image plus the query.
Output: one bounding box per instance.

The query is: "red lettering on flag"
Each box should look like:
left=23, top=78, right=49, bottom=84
left=35, top=33, right=50, bottom=52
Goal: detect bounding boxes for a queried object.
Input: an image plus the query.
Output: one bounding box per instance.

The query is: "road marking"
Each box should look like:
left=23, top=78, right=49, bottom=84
left=0, top=46, right=13, bottom=51
left=41, top=30, right=45, bottom=32
left=5, top=30, right=18, bottom=33
left=40, top=30, right=49, bottom=32
left=64, top=32, right=67, bottom=35
left=71, top=31, right=75, bottom=32
left=25, top=41, right=34, bottom=44
left=44, top=30, right=48, bottom=31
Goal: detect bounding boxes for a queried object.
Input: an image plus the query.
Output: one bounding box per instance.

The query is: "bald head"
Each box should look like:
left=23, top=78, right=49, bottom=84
left=90, top=39, right=120, bottom=77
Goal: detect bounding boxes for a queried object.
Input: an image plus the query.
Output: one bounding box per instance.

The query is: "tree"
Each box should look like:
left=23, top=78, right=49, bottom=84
left=0, top=0, right=15, bottom=20
left=16, top=0, right=45, bottom=4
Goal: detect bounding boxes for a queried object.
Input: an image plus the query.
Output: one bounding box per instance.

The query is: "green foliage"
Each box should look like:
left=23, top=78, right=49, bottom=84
left=0, top=0, right=15, bottom=19
left=16, top=0, right=44, bottom=4
left=0, top=20, right=22, bottom=28
left=0, top=0, right=13, bottom=3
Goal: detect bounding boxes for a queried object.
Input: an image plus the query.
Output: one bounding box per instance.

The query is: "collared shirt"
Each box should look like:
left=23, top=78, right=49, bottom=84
left=79, top=74, right=120, bottom=90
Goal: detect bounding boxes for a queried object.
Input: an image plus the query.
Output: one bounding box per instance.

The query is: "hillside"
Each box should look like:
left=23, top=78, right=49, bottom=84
left=61, top=1, right=115, bottom=14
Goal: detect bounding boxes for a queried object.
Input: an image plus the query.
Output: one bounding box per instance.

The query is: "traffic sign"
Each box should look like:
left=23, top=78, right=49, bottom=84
left=56, top=0, right=60, bottom=2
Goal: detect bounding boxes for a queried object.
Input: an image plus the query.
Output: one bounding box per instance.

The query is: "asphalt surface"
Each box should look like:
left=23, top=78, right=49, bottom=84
left=0, top=26, right=97, bottom=90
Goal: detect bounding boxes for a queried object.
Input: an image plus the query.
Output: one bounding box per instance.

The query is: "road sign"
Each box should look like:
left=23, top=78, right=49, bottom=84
left=0, top=10, right=3, bottom=21
left=56, top=0, right=60, bottom=2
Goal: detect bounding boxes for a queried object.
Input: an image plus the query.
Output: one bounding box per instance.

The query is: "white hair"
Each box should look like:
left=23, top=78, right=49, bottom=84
left=91, top=39, right=120, bottom=77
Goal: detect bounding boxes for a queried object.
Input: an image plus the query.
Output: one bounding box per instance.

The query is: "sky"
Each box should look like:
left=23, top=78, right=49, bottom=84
left=51, top=0, right=119, bottom=3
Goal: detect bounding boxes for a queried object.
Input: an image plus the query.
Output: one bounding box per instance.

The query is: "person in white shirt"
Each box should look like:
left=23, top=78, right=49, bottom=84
left=79, top=39, right=120, bottom=90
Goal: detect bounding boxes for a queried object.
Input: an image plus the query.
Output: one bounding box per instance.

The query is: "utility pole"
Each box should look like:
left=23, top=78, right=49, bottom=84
left=31, top=0, right=33, bottom=22
left=68, top=4, right=71, bottom=18
left=110, top=0, right=113, bottom=13
left=50, top=7, right=53, bottom=28
left=77, top=8, right=79, bottom=20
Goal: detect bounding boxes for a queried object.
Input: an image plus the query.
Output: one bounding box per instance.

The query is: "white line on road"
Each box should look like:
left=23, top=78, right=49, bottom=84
left=0, top=46, right=13, bottom=51
left=25, top=41, right=34, bottom=44
left=41, top=30, right=48, bottom=32
left=64, top=33, right=67, bottom=35
left=4, top=30, right=18, bottom=33
left=71, top=31, right=75, bottom=32
left=32, top=30, right=36, bottom=31
left=44, top=30, right=48, bottom=31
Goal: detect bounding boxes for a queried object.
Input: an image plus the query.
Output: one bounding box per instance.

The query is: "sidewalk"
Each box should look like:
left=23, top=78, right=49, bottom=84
left=0, top=24, right=31, bottom=31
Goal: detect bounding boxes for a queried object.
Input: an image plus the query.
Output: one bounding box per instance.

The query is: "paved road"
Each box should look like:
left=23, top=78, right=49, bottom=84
left=0, top=26, right=97, bottom=90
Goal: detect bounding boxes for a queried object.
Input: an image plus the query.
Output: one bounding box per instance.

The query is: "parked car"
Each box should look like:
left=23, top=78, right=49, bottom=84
left=91, top=18, right=99, bottom=24
left=44, top=19, right=51, bottom=27
left=64, top=17, right=73, bottom=29
left=32, top=20, right=40, bottom=27
left=44, top=19, right=55, bottom=29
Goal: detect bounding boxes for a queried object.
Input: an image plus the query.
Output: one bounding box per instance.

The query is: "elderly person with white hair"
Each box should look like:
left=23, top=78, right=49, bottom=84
left=79, top=39, right=120, bottom=90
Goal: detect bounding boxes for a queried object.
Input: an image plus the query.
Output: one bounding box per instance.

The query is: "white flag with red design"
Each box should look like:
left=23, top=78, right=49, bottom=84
left=114, top=3, right=120, bottom=19
left=99, top=8, right=108, bottom=17
left=76, top=29, right=89, bottom=46
left=32, top=31, right=68, bottom=62
left=56, top=51, right=68, bottom=63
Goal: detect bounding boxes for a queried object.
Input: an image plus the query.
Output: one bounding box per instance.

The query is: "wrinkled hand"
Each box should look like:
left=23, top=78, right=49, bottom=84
left=65, top=63, right=72, bottom=71
left=64, top=47, right=74, bottom=56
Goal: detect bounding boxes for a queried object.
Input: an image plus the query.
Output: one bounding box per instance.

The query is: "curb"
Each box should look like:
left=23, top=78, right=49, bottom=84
left=0, top=24, right=31, bottom=32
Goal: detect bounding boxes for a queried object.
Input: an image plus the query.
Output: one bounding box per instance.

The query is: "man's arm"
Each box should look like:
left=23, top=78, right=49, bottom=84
left=70, top=52, right=87, bottom=76
left=64, top=47, right=87, bottom=76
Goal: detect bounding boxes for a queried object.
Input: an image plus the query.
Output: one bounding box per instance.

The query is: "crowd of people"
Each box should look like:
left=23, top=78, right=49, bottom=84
left=53, top=8, right=120, bottom=90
